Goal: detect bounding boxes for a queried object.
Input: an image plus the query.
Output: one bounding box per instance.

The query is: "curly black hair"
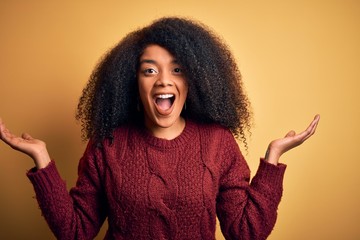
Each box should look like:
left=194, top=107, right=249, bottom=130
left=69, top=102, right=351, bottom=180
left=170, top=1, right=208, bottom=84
left=76, top=17, right=252, bottom=145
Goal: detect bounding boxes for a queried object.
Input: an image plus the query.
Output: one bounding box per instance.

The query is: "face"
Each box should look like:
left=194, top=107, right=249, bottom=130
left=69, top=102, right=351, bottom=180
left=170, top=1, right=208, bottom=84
left=138, top=45, right=188, bottom=138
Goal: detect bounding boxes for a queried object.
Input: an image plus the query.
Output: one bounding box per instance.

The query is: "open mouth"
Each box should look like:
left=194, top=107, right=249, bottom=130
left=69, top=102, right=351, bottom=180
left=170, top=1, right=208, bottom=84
left=155, top=94, right=175, bottom=111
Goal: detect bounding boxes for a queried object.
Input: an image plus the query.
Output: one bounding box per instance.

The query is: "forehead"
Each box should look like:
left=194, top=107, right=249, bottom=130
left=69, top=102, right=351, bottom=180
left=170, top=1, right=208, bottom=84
left=140, top=45, right=177, bottom=63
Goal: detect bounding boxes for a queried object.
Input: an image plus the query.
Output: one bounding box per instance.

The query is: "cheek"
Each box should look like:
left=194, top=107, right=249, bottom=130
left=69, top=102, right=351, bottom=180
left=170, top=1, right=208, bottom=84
left=137, top=79, right=149, bottom=99
left=138, top=89, right=150, bottom=107
left=181, top=82, right=189, bottom=99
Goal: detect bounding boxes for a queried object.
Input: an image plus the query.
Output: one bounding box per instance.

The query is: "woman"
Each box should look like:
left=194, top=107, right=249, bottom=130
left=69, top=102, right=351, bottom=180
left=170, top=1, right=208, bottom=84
left=0, top=17, right=319, bottom=239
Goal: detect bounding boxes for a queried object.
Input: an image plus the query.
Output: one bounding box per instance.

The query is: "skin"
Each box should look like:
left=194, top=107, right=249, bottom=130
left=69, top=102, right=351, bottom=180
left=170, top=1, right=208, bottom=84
left=138, top=45, right=188, bottom=140
left=0, top=45, right=320, bottom=168
left=265, top=114, right=320, bottom=165
left=0, top=122, right=51, bottom=169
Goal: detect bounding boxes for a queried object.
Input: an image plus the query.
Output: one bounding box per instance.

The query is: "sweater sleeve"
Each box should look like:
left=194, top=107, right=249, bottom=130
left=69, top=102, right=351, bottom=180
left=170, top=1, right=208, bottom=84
left=216, top=132, right=286, bottom=240
left=27, top=142, right=107, bottom=240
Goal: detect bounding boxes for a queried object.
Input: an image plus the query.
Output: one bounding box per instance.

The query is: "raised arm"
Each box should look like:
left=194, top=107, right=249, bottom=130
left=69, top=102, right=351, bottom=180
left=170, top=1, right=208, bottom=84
left=1, top=117, right=107, bottom=239
left=217, top=115, right=320, bottom=239
left=0, top=117, right=50, bottom=169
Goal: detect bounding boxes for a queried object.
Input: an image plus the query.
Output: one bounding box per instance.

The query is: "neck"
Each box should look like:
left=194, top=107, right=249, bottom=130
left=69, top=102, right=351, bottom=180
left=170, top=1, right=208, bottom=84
left=146, top=117, right=186, bottom=140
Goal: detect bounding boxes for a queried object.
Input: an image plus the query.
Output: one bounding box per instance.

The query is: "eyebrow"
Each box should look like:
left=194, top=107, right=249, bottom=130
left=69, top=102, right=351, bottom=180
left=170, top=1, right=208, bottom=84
left=139, top=59, right=179, bottom=65
left=139, top=59, right=156, bottom=65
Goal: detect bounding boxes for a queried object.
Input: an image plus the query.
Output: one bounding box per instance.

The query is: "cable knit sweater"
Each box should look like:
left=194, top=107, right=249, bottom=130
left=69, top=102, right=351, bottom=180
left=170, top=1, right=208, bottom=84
left=27, top=120, right=286, bottom=240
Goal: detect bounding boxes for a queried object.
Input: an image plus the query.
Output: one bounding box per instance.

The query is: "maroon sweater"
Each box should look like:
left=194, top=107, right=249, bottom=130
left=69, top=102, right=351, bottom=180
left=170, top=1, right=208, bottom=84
left=27, top=120, right=286, bottom=240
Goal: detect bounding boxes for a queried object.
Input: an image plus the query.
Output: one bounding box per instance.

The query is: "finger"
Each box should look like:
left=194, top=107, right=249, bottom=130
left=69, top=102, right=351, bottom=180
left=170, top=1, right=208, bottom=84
left=305, top=115, right=319, bottom=132
left=0, top=120, right=14, bottom=141
left=0, top=120, right=12, bottom=138
left=296, top=115, right=320, bottom=142
left=22, top=133, right=33, bottom=140
left=314, top=114, right=320, bottom=122
left=0, top=125, right=4, bottom=139
left=306, top=115, right=320, bottom=135
left=301, top=124, right=318, bottom=142
left=0, top=118, right=5, bottom=134
left=0, top=125, right=12, bottom=142
left=0, top=126, right=21, bottom=147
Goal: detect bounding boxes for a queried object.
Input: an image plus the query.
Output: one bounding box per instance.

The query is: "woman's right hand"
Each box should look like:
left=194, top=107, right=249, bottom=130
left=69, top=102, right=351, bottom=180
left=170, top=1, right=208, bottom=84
left=0, top=118, right=50, bottom=169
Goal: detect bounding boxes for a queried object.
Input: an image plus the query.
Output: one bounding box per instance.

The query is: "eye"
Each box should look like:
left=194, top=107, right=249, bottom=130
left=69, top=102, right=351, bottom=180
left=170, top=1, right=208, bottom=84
left=173, top=67, right=183, bottom=74
left=142, top=68, right=158, bottom=75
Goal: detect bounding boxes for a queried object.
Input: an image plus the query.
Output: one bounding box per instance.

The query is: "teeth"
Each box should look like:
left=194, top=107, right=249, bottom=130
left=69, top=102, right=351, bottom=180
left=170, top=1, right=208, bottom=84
left=157, top=94, right=174, bottom=99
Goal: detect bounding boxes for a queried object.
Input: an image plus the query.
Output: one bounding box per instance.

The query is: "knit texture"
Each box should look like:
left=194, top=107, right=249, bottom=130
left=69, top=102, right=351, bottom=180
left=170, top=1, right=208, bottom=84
left=27, top=120, right=286, bottom=240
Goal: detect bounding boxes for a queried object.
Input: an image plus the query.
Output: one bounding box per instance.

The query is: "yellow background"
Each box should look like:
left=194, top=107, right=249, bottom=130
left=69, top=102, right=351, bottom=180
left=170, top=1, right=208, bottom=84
left=1, top=1, right=359, bottom=239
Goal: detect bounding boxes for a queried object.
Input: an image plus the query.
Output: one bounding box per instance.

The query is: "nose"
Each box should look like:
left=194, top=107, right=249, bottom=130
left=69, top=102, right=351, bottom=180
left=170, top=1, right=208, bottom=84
left=156, top=71, right=173, bottom=87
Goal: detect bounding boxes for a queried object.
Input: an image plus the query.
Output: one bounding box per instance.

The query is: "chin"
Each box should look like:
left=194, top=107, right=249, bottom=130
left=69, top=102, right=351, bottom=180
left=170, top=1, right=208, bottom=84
left=145, top=112, right=183, bottom=129
left=154, top=116, right=181, bottom=129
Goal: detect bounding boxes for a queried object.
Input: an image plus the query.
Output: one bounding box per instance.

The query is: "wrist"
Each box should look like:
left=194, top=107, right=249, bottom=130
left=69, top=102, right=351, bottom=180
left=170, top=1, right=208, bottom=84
left=264, top=146, right=281, bottom=165
left=33, top=149, right=51, bottom=169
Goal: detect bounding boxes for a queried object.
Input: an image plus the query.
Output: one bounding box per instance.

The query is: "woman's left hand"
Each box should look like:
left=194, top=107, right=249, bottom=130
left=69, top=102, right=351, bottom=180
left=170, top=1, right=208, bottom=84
left=265, top=114, right=320, bottom=165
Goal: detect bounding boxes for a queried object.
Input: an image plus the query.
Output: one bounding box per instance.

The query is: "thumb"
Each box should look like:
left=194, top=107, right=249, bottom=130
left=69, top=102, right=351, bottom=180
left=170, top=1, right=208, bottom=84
left=285, top=130, right=296, bottom=138
left=21, top=133, right=33, bottom=140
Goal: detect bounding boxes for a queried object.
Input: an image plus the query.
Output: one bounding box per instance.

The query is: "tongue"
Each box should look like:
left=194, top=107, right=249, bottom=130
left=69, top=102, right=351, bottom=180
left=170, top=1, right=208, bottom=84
left=156, top=98, right=172, bottom=110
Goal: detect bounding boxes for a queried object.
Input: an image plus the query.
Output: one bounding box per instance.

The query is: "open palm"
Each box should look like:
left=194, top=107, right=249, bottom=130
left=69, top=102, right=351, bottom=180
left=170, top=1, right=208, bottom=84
left=0, top=118, right=50, bottom=169
left=265, top=115, right=320, bottom=165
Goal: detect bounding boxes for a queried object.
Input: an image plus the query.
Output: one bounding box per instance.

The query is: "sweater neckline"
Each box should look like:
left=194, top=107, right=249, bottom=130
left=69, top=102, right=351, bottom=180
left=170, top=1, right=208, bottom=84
left=138, top=119, right=198, bottom=149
